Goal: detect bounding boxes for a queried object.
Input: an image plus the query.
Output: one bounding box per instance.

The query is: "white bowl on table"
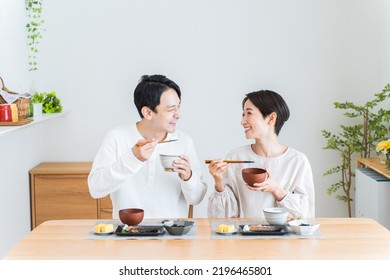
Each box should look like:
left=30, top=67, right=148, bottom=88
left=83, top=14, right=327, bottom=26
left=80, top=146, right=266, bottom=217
left=159, top=154, right=180, bottom=172
left=263, top=207, right=288, bottom=225
left=288, top=219, right=320, bottom=235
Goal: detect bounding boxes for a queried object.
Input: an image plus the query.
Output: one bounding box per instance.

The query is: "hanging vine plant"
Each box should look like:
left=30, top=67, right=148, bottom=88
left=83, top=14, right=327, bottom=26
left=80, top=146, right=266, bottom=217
left=25, top=0, right=45, bottom=71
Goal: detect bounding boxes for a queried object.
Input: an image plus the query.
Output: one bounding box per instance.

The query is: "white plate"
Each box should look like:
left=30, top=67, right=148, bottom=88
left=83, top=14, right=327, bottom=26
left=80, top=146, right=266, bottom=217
left=216, top=229, right=238, bottom=235
left=94, top=231, right=114, bottom=236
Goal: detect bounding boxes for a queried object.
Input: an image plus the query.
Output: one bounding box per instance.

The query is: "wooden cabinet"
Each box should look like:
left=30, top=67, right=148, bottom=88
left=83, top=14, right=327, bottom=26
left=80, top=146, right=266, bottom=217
left=30, top=162, right=112, bottom=229
left=356, top=157, right=390, bottom=179
left=355, top=158, right=390, bottom=229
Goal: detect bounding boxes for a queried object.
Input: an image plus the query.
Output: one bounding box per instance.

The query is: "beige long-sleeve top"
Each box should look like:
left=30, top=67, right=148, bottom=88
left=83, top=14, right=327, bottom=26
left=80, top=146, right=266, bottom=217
left=207, top=145, right=315, bottom=218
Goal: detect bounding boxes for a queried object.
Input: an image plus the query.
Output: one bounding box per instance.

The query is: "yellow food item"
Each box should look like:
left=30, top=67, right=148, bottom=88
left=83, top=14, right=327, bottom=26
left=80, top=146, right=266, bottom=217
left=11, top=104, right=18, bottom=122
left=226, top=224, right=235, bottom=232
left=217, top=224, right=225, bottom=232
left=94, top=223, right=114, bottom=233
left=103, top=224, right=114, bottom=232
left=94, top=224, right=101, bottom=232
left=217, top=224, right=235, bottom=233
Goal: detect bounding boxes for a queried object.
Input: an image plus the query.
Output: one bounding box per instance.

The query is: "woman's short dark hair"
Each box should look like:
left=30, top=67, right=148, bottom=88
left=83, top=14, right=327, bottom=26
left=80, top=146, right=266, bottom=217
left=242, top=90, right=290, bottom=135
left=134, top=74, right=181, bottom=118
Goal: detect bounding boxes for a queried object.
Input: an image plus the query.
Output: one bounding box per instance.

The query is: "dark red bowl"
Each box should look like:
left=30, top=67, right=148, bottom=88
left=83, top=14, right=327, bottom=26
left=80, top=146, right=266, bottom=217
left=119, top=208, right=144, bottom=225
left=242, top=168, right=267, bottom=187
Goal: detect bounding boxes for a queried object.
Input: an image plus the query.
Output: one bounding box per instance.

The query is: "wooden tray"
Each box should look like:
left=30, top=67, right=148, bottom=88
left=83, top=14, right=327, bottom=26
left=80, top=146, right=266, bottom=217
left=0, top=118, right=33, bottom=126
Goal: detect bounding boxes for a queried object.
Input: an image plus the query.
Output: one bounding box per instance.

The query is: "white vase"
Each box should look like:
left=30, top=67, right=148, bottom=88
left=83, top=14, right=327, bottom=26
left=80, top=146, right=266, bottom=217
left=32, top=103, right=42, bottom=117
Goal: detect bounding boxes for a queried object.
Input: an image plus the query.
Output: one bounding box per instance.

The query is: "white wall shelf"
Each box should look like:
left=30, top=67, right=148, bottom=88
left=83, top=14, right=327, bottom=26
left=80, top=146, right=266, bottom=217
left=0, top=111, right=69, bottom=137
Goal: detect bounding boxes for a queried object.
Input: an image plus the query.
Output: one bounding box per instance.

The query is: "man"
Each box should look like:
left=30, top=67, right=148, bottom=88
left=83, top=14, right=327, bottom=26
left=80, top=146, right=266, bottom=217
left=88, top=74, right=207, bottom=218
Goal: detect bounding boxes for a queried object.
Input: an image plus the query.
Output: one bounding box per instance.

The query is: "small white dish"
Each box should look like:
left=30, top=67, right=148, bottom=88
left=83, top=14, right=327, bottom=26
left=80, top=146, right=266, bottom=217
left=288, top=219, right=320, bottom=235
left=216, top=229, right=238, bottom=235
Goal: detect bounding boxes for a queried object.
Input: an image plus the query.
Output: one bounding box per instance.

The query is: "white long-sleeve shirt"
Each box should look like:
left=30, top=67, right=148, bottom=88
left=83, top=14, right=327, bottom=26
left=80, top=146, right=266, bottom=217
left=207, top=145, right=315, bottom=218
left=88, top=123, right=208, bottom=219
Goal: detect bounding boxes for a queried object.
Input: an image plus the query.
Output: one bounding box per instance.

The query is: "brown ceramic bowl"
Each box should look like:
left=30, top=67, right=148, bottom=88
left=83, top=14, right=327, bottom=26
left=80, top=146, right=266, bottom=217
left=242, top=168, right=267, bottom=187
left=119, top=208, right=144, bottom=226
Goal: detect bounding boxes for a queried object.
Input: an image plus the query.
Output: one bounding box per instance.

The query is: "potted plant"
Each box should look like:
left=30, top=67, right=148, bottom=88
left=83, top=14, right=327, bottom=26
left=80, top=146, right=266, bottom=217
left=321, top=84, right=390, bottom=217
left=31, top=91, right=62, bottom=115
left=376, top=139, right=390, bottom=168
left=30, top=91, right=44, bottom=116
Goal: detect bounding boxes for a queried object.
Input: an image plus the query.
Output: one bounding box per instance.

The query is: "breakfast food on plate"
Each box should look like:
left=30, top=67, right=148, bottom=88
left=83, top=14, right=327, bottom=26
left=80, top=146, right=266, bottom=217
left=217, top=224, right=236, bottom=233
left=120, top=225, right=163, bottom=234
left=287, top=217, right=301, bottom=222
left=122, top=225, right=139, bottom=233
left=94, top=223, right=114, bottom=233
left=242, top=224, right=280, bottom=232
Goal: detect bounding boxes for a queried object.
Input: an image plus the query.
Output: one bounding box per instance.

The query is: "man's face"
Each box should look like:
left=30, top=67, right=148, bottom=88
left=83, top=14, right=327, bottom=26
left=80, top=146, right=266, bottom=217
left=152, top=88, right=181, bottom=133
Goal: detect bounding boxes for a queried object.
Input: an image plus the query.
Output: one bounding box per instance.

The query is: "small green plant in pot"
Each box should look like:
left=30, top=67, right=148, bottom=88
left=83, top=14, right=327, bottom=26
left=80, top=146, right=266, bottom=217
left=32, top=91, right=62, bottom=113
left=30, top=93, right=43, bottom=116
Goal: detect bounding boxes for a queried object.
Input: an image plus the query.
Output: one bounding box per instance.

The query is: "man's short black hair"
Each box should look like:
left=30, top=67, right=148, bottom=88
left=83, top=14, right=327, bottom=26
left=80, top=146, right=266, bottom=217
left=134, top=74, right=181, bottom=118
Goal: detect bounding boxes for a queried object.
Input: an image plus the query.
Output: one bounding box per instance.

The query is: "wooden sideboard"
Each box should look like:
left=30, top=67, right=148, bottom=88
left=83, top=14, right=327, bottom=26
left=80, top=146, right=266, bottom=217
left=355, top=157, right=390, bottom=229
left=29, top=162, right=112, bottom=229
left=356, top=157, right=390, bottom=179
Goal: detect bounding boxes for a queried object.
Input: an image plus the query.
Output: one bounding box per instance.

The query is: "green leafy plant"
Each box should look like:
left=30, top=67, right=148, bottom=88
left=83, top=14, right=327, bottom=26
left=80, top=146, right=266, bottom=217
left=31, top=92, right=45, bottom=103
left=321, top=84, right=390, bottom=217
left=387, top=155, right=390, bottom=171
left=32, top=91, right=62, bottom=113
left=26, top=0, right=45, bottom=71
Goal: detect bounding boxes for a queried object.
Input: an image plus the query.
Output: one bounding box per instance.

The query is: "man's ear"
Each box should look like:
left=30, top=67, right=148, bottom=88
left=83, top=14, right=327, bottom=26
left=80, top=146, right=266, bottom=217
left=141, top=106, right=153, bottom=120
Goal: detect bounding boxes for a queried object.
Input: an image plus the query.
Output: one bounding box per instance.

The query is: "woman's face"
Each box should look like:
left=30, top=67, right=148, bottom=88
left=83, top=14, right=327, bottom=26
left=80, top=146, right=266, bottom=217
left=241, top=99, right=273, bottom=139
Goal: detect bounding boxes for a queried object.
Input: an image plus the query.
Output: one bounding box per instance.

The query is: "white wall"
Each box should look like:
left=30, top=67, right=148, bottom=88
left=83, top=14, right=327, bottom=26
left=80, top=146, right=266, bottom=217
left=1, top=0, right=389, bottom=258
left=0, top=0, right=48, bottom=258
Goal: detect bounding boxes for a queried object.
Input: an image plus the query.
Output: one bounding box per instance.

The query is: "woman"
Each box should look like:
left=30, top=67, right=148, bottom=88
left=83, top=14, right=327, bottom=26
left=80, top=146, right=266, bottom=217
left=207, top=90, right=315, bottom=218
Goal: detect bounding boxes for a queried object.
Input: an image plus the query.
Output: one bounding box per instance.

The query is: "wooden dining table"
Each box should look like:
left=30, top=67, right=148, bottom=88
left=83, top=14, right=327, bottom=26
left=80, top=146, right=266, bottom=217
left=3, top=218, right=390, bottom=260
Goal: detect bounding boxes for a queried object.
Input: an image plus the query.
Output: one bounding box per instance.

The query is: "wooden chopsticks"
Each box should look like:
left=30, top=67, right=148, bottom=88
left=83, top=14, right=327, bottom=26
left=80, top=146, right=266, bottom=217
left=204, top=160, right=255, bottom=164
left=136, top=139, right=178, bottom=147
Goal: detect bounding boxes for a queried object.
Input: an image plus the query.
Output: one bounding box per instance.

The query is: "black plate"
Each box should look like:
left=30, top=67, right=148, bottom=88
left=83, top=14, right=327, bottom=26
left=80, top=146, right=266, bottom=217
left=115, top=225, right=164, bottom=236
left=239, top=224, right=288, bottom=235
